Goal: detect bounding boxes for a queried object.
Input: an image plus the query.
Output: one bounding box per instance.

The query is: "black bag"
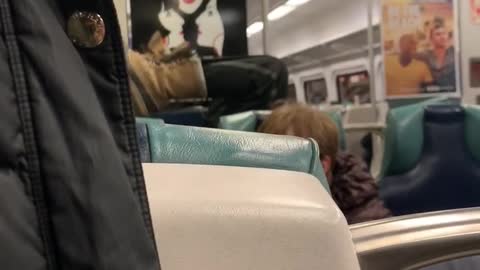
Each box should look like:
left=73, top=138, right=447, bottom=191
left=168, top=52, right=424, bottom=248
left=203, top=55, right=289, bottom=126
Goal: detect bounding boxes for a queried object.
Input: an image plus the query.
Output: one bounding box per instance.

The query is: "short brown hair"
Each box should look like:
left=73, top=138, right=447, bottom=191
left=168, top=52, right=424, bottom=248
left=258, top=104, right=339, bottom=162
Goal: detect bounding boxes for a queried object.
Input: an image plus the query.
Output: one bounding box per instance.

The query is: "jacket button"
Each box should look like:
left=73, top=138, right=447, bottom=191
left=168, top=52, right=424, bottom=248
left=67, top=11, right=105, bottom=48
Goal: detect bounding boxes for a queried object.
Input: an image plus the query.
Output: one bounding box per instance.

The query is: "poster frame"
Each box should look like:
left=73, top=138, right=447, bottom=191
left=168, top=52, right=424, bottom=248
left=379, top=0, right=462, bottom=100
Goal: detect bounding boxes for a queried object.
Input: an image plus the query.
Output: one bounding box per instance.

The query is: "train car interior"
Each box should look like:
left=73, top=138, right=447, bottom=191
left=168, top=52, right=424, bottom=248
left=101, top=0, right=480, bottom=269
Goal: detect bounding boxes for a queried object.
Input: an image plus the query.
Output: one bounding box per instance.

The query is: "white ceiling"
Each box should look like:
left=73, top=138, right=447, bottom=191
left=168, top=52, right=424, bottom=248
left=246, top=0, right=339, bottom=24
left=246, top=0, right=381, bottom=70
left=284, top=26, right=381, bottom=72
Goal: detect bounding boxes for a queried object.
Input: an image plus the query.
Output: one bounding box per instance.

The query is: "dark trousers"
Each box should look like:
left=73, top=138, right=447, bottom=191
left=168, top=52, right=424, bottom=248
left=202, top=55, right=288, bottom=126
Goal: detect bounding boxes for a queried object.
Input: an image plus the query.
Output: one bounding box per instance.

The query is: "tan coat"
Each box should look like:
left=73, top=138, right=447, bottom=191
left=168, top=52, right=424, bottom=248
left=128, top=32, right=207, bottom=116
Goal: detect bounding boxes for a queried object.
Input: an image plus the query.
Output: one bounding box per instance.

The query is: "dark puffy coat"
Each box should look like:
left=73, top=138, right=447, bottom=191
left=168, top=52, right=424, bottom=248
left=332, top=152, right=392, bottom=224
left=0, top=0, right=160, bottom=269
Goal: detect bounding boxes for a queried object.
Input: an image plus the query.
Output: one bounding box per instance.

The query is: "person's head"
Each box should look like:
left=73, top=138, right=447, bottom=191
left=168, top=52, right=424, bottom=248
left=258, top=104, right=339, bottom=183
left=430, top=18, right=448, bottom=49
left=399, top=34, right=417, bottom=58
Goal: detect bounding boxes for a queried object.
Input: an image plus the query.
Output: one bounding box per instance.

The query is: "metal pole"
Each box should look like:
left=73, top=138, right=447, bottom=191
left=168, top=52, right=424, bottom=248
left=367, top=0, right=378, bottom=118
left=261, top=0, right=270, bottom=54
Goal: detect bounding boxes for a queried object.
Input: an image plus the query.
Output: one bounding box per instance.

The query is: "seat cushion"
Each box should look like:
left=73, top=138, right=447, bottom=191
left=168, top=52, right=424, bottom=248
left=137, top=118, right=330, bottom=191
left=380, top=105, right=480, bottom=215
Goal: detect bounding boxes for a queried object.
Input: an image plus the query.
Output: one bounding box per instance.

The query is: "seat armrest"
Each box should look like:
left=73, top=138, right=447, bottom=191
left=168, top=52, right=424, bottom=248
left=352, top=208, right=480, bottom=269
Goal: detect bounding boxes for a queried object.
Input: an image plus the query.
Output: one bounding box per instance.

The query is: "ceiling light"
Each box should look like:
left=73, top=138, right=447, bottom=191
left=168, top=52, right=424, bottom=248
left=247, top=21, right=264, bottom=37
left=286, top=0, right=311, bottom=6
left=268, top=5, right=296, bottom=21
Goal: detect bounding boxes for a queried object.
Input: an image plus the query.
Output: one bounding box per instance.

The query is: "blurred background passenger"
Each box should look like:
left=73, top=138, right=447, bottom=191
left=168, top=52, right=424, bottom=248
left=128, top=32, right=288, bottom=126
left=258, top=104, right=391, bottom=224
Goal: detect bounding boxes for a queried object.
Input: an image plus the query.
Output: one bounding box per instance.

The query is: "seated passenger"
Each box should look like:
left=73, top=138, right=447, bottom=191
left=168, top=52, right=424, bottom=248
left=258, top=104, right=391, bottom=224
left=128, top=32, right=288, bottom=126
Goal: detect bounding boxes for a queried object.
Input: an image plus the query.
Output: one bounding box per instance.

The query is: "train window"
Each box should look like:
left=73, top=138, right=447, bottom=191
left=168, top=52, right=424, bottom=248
left=288, top=84, right=297, bottom=101
left=304, top=78, right=328, bottom=105
left=336, top=71, right=371, bottom=105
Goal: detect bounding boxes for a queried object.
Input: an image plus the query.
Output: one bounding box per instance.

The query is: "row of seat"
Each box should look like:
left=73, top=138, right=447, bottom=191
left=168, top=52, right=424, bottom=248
left=137, top=99, right=480, bottom=217
left=137, top=116, right=359, bottom=269
left=217, top=102, right=480, bottom=216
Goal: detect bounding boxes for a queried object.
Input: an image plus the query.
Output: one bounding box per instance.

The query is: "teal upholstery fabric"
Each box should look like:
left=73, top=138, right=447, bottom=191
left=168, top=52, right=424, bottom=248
left=387, top=96, right=459, bottom=109
left=218, top=110, right=347, bottom=150
left=381, top=97, right=463, bottom=178
left=465, top=106, right=480, bottom=162
left=381, top=103, right=425, bottom=177
left=138, top=117, right=330, bottom=192
left=379, top=105, right=480, bottom=215
left=217, top=111, right=259, bottom=131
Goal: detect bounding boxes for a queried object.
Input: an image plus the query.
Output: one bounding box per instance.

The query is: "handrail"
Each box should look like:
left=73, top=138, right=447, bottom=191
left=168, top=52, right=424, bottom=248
left=351, top=208, right=480, bottom=270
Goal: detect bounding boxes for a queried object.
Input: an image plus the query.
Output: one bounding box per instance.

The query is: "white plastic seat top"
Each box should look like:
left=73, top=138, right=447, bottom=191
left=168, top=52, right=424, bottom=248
left=143, top=164, right=360, bottom=270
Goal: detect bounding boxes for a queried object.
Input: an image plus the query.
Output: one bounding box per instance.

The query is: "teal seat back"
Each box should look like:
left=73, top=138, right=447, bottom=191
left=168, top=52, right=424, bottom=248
left=381, top=97, right=464, bottom=177
left=218, top=110, right=347, bottom=150
left=465, top=106, right=480, bottom=162
left=137, top=118, right=330, bottom=192
left=379, top=104, right=480, bottom=215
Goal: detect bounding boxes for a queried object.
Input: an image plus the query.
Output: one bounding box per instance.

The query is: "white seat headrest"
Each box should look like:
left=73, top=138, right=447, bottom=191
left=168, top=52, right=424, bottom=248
left=144, top=164, right=360, bottom=270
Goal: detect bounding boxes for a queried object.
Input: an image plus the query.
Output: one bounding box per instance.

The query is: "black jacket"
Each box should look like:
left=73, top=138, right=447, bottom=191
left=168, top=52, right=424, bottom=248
left=0, top=0, right=160, bottom=269
left=332, top=152, right=392, bottom=224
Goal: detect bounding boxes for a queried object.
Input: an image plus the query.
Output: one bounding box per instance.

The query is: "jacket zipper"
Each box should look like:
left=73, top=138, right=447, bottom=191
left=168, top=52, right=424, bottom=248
left=103, top=0, right=160, bottom=258
left=0, top=0, right=58, bottom=269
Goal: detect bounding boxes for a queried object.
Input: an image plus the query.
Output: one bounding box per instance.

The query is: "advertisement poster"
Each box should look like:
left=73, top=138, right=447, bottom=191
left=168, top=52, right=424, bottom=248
left=472, top=0, right=480, bottom=24
left=130, top=0, right=248, bottom=57
left=336, top=71, right=371, bottom=104
left=304, top=78, right=328, bottom=105
left=381, top=0, right=458, bottom=98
